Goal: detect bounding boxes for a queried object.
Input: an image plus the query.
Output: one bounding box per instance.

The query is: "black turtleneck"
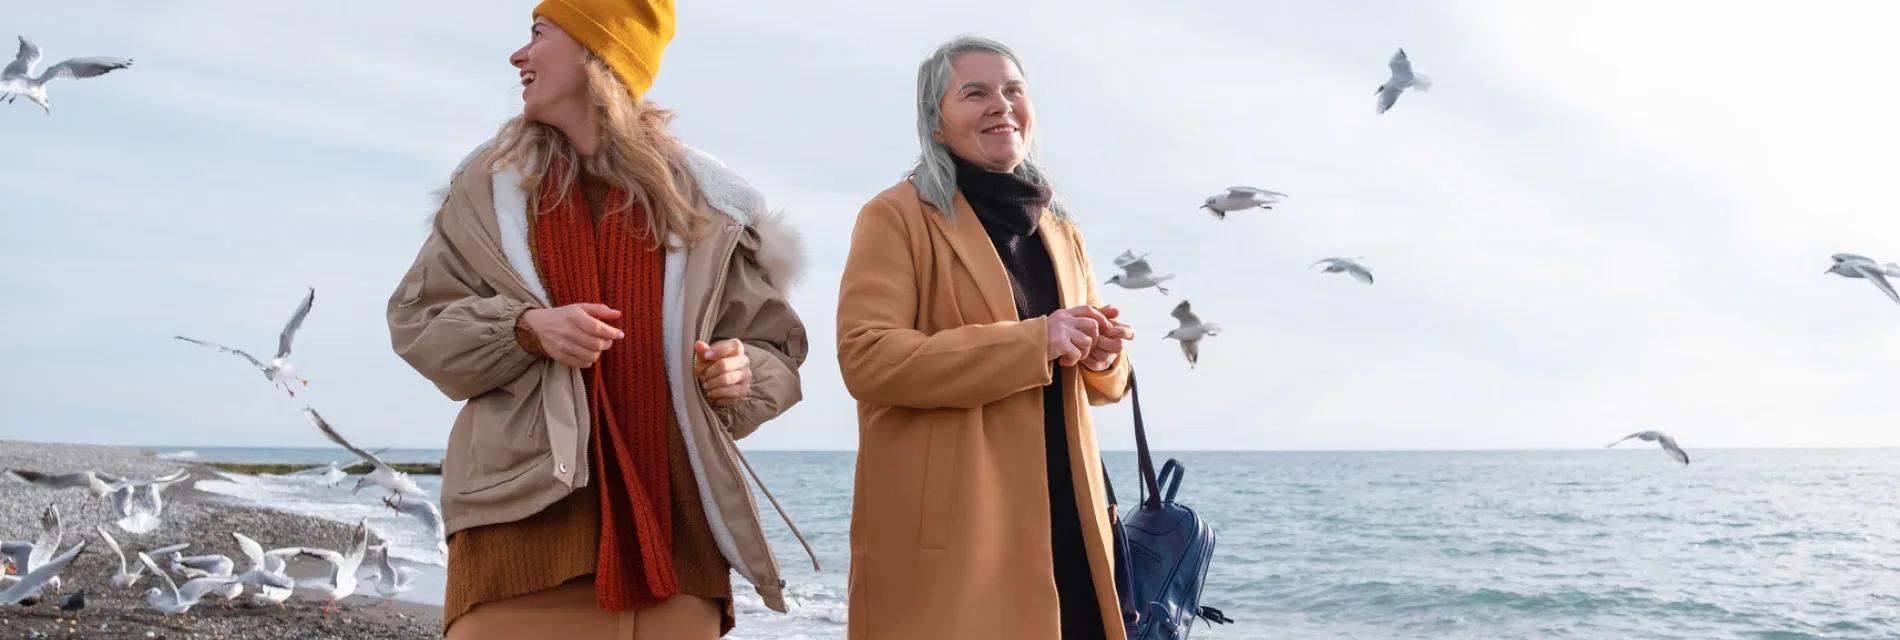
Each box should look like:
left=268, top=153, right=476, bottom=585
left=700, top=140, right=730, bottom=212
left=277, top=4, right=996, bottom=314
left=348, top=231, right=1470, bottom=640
left=952, top=154, right=1105, bottom=640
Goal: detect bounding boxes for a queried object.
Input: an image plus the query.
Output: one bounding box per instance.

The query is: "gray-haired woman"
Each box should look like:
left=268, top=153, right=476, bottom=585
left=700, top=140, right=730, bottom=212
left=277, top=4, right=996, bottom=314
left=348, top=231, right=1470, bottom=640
left=836, top=36, right=1135, bottom=639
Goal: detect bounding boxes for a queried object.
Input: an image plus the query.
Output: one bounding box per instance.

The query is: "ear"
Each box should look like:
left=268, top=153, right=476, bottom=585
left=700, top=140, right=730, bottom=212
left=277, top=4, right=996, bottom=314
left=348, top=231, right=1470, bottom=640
left=929, top=129, right=945, bottom=145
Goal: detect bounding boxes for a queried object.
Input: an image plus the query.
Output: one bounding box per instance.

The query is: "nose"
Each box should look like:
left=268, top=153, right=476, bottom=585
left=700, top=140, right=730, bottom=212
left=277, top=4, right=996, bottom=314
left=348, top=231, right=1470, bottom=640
left=509, top=45, right=529, bottom=69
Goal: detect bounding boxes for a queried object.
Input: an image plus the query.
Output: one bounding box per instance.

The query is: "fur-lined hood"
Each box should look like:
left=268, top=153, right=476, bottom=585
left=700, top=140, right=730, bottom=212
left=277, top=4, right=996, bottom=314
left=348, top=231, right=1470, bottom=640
left=436, top=140, right=804, bottom=292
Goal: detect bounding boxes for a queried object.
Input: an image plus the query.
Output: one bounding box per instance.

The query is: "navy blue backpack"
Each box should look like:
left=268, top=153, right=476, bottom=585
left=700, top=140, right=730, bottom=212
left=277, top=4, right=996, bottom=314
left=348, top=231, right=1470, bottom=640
left=1105, top=371, right=1233, bottom=638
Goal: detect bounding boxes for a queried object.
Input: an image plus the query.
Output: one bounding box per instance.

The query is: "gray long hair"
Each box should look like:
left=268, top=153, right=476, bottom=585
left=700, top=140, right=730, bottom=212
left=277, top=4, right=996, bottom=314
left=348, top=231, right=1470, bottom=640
left=910, top=35, right=1069, bottom=221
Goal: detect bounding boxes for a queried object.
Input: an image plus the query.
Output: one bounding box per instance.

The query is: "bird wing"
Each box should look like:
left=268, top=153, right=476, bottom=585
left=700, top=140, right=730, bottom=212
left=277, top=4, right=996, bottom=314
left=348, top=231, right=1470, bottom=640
left=137, top=551, right=180, bottom=602
left=343, top=520, right=370, bottom=570
left=1832, top=253, right=1870, bottom=264
left=1377, top=86, right=1403, bottom=114
left=176, top=577, right=235, bottom=603
left=1182, top=338, right=1200, bottom=366
left=3, top=36, right=40, bottom=80
left=1347, top=262, right=1375, bottom=285
left=149, top=469, right=190, bottom=488
left=1854, top=264, right=1900, bottom=303
left=1228, top=186, right=1287, bottom=199
left=232, top=533, right=266, bottom=569
left=377, top=546, right=397, bottom=581
left=37, top=57, right=131, bottom=83
left=0, top=540, right=84, bottom=605
left=1657, top=434, right=1690, bottom=465
left=1388, top=48, right=1414, bottom=80
left=8, top=470, right=98, bottom=492
left=276, top=288, right=315, bottom=360
left=1605, top=432, right=1642, bottom=448
left=146, top=543, right=190, bottom=558
left=174, top=336, right=266, bottom=370
left=95, top=526, right=128, bottom=573
left=1169, top=300, right=1198, bottom=327
left=305, top=408, right=385, bottom=470
left=1112, top=250, right=1142, bottom=268
left=28, top=504, right=61, bottom=571
left=1122, top=258, right=1155, bottom=278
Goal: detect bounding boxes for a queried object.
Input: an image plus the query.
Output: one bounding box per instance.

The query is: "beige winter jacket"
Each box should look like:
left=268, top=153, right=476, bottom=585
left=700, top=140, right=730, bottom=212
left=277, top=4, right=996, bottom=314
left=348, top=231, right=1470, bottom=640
left=387, top=141, right=812, bottom=611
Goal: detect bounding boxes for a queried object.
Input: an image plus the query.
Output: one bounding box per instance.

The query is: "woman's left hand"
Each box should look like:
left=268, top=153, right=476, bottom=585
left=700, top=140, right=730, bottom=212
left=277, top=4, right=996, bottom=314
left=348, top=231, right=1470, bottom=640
left=1081, top=305, right=1134, bottom=372
left=695, top=339, right=753, bottom=407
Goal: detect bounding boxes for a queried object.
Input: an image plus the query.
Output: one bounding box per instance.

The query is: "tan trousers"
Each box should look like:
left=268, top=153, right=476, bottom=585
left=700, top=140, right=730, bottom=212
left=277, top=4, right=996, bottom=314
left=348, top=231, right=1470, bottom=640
left=446, top=580, right=721, bottom=640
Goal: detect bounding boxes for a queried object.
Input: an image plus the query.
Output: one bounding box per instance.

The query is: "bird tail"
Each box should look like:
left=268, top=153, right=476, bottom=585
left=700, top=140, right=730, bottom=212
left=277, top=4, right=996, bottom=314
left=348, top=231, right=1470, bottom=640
left=1884, top=262, right=1900, bottom=277
left=1410, top=72, right=1432, bottom=92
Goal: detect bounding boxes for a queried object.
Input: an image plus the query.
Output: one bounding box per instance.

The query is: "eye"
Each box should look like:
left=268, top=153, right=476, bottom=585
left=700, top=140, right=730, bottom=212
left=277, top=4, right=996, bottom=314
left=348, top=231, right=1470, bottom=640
left=965, top=90, right=987, bottom=100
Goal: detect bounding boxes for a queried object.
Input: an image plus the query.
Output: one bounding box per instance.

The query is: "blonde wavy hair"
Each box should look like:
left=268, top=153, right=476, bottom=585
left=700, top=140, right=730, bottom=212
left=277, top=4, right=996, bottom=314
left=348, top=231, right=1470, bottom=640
left=486, top=56, right=700, bottom=248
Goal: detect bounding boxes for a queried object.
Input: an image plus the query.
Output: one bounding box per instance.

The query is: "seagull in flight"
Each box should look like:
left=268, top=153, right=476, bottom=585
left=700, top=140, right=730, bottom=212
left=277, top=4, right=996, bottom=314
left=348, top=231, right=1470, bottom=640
left=175, top=287, right=315, bottom=397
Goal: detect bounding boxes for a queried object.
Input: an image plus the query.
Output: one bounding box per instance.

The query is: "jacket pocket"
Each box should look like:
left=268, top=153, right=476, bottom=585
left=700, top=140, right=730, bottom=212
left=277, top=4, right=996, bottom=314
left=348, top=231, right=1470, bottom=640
left=397, top=266, right=426, bottom=308
left=455, top=379, right=550, bottom=496
left=918, top=412, right=961, bottom=549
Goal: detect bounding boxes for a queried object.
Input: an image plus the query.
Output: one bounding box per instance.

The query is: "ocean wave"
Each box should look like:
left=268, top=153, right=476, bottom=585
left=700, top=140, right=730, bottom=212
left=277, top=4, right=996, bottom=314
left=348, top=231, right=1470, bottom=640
left=156, top=450, right=199, bottom=459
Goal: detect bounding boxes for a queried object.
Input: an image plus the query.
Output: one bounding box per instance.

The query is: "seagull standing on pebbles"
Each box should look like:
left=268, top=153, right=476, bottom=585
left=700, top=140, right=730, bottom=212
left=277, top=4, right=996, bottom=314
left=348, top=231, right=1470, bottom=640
left=95, top=527, right=185, bottom=589
left=1163, top=301, right=1222, bottom=368
left=1376, top=48, right=1432, bottom=114
left=135, top=552, right=232, bottom=617
left=174, top=287, right=315, bottom=397
left=1311, top=258, right=1375, bottom=285
left=106, top=470, right=190, bottom=534
left=276, top=519, right=370, bottom=613
left=368, top=545, right=417, bottom=602
left=0, top=36, right=133, bottom=113
left=1200, top=187, right=1287, bottom=219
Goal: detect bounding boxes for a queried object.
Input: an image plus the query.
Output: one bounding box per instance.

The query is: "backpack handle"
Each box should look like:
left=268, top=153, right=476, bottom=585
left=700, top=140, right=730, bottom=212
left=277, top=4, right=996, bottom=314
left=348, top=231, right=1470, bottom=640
left=1158, top=459, right=1185, bottom=504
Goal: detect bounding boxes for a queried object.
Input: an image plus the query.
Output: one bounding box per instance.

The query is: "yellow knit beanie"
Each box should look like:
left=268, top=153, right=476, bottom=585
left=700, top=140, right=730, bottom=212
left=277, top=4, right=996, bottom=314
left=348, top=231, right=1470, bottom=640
left=533, top=0, right=676, bottom=98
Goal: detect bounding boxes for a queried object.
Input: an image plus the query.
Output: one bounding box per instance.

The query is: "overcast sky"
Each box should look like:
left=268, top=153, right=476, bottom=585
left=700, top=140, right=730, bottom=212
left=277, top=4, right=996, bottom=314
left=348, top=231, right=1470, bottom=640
left=4, top=1, right=1898, bottom=452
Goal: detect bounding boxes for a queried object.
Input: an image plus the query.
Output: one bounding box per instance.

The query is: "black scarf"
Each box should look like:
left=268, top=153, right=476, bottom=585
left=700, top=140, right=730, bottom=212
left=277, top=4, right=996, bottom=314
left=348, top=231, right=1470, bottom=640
left=951, top=154, right=1057, bottom=318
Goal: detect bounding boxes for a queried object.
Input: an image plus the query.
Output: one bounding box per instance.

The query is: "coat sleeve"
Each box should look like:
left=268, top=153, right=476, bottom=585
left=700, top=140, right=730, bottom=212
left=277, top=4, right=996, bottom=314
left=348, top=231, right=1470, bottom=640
left=836, top=194, right=1053, bottom=410
left=386, top=208, right=544, bottom=402
left=709, top=229, right=808, bottom=440
left=1070, top=223, right=1132, bottom=405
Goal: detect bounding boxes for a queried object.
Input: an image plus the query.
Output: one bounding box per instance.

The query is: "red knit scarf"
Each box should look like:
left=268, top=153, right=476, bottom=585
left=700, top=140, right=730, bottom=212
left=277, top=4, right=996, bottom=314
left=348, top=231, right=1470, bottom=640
left=532, top=157, right=679, bottom=610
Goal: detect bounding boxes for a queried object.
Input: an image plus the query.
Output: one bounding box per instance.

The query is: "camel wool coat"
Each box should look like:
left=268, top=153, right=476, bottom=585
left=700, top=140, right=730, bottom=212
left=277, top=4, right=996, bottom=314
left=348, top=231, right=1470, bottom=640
left=837, top=179, right=1133, bottom=640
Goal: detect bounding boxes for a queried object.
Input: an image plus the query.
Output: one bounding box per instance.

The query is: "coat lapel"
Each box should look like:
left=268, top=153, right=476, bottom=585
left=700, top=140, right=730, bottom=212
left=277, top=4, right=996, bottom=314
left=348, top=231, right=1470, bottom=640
left=922, top=191, right=1019, bottom=322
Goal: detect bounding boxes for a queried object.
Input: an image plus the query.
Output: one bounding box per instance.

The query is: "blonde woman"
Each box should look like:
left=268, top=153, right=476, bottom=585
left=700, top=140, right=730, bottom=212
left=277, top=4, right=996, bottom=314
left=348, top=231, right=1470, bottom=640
left=386, top=1, right=810, bottom=637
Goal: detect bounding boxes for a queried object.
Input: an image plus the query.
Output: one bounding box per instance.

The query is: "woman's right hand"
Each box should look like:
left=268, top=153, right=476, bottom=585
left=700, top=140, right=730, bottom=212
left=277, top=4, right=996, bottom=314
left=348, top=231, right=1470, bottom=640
left=1046, top=306, right=1109, bottom=367
left=522, top=303, right=625, bottom=368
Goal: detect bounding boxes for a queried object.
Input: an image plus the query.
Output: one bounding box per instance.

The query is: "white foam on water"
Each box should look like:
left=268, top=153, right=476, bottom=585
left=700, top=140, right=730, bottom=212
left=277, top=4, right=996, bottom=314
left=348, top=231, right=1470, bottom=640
left=194, top=472, right=448, bottom=571
left=727, top=580, right=849, bottom=637
left=156, top=450, right=199, bottom=459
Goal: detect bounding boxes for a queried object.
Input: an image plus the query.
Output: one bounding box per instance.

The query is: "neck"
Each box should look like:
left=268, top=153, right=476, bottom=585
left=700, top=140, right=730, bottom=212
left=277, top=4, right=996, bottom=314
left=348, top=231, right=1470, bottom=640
left=549, top=106, right=601, bottom=157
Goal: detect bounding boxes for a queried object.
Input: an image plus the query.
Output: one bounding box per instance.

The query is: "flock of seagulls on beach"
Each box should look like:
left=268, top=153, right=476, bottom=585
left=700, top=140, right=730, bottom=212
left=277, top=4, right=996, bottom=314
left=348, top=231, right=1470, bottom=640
left=1, top=283, right=443, bottom=619
left=2, top=495, right=422, bottom=620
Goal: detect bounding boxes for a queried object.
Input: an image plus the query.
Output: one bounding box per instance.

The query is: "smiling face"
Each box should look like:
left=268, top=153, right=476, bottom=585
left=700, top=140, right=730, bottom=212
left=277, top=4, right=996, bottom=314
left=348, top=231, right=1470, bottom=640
left=508, top=18, right=591, bottom=126
left=932, top=51, right=1034, bottom=173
